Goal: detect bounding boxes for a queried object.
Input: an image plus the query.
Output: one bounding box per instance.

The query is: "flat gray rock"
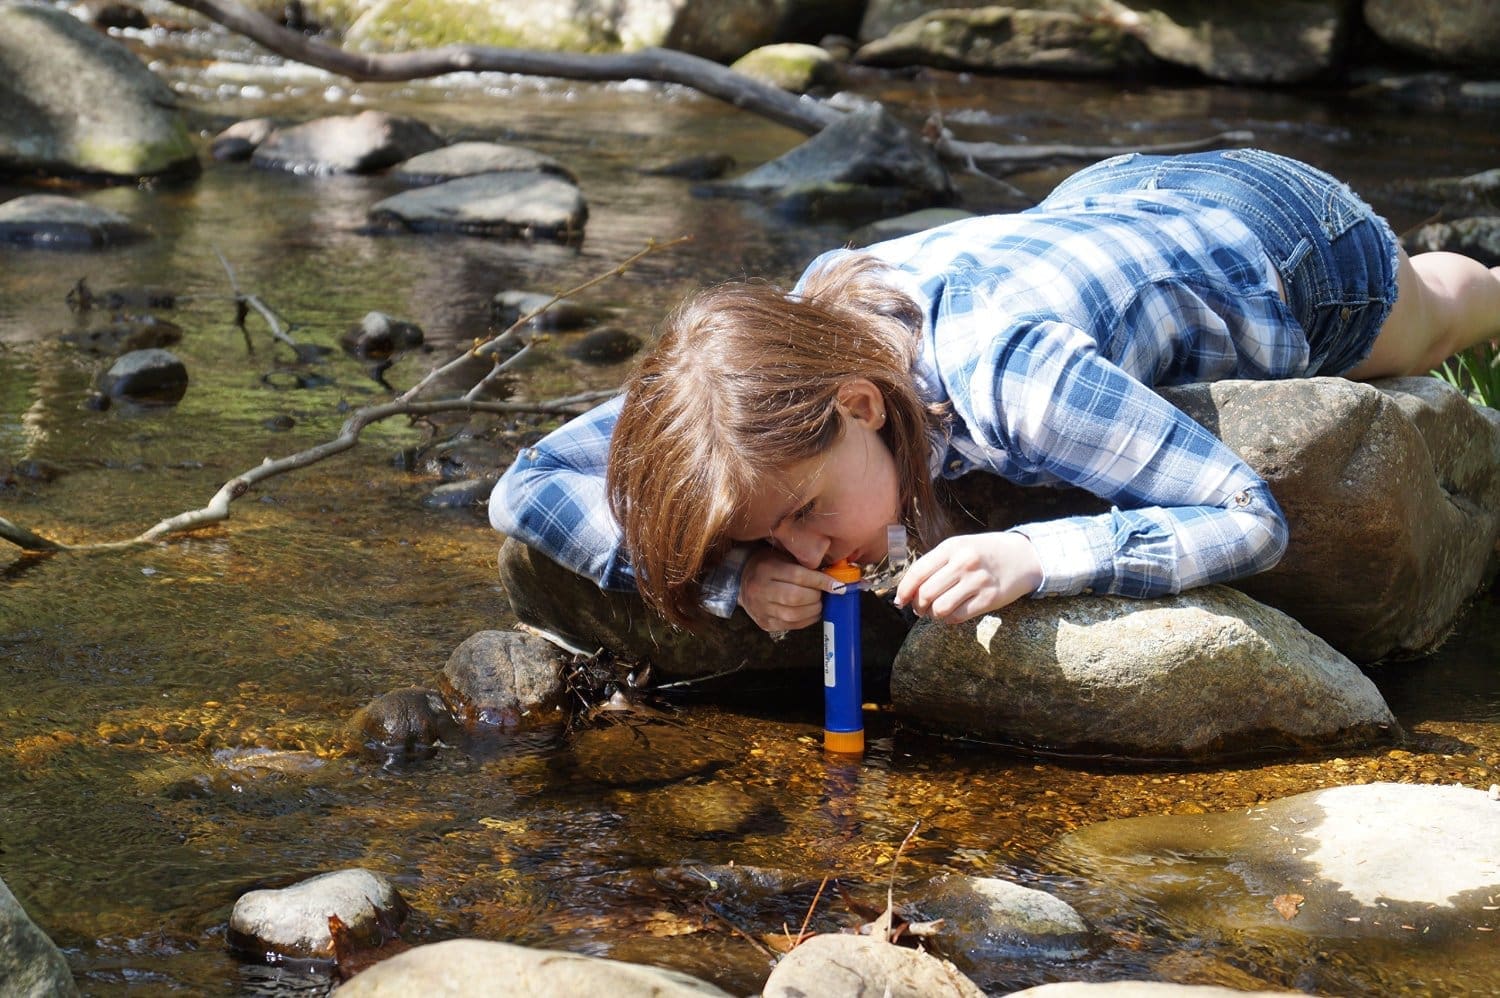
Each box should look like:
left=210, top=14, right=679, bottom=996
left=368, top=172, right=587, bottom=241
left=893, top=585, right=1397, bottom=760
left=390, top=141, right=576, bottom=185
left=0, top=195, right=147, bottom=249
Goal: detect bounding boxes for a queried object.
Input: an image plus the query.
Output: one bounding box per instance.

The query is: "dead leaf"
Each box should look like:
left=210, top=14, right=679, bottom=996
left=1273, top=893, right=1305, bottom=920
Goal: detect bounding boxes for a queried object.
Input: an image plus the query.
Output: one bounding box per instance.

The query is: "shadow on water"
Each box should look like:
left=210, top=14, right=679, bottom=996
left=3, top=38, right=1500, bottom=997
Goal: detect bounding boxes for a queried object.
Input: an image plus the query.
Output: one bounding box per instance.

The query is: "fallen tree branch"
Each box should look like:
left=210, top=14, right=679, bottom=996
left=169, top=0, right=843, bottom=136
left=0, top=237, right=682, bottom=554
left=167, top=0, right=1249, bottom=178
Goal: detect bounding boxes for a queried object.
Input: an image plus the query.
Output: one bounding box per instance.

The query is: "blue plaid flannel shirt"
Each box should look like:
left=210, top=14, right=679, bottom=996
left=493, top=189, right=1297, bottom=616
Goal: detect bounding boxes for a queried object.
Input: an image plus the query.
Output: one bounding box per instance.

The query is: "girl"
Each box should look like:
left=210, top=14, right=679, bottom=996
left=492, top=149, right=1500, bottom=636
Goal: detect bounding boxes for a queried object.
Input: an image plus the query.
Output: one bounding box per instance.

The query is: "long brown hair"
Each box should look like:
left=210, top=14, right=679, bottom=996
left=606, top=253, right=949, bottom=628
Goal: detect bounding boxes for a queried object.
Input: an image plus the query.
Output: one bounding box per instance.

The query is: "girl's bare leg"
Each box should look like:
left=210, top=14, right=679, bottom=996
left=1345, top=248, right=1500, bottom=380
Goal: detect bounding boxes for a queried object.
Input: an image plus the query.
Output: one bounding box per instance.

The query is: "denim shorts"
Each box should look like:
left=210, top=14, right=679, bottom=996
left=1039, top=148, right=1401, bottom=376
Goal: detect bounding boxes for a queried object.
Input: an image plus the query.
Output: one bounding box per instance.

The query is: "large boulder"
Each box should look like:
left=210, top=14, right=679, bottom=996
left=0, top=4, right=197, bottom=180
left=856, top=0, right=1348, bottom=84
left=332, top=937, right=733, bottom=996
left=343, top=0, right=860, bottom=63
left=1047, top=783, right=1500, bottom=995
left=945, top=377, right=1500, bottom=663
left=1126, top=0, right=1349, bottom=84
left=857, top=3, right=1155, bottom=77
left=1404, top=216, right=1500, bottom=268
left=1364, top=0, right=1500, bottom=71
left=0, top=876, right=79, bottom=998
left=892, top=586, right=1397, bottom=759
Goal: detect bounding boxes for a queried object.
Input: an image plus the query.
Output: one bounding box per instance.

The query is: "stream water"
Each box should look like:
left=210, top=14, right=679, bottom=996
left=3, top=19, right=1500, bottom=996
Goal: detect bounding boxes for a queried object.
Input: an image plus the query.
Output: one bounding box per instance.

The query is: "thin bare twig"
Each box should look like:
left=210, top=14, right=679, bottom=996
left=790, top=874, right=832, bottom=949
left=214, top=246, right=302, bottom=352
left=870, top=819, right=922, bottom=944
left=700, top=901, right=778, bottom=960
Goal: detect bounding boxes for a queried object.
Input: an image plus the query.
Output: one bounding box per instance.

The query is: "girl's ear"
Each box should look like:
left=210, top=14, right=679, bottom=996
left=836, top=378, right=886, bottom=429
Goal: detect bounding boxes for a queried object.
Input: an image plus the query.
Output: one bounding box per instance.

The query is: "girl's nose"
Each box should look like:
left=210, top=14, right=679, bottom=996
left=772, top=521, right=830, bottom=570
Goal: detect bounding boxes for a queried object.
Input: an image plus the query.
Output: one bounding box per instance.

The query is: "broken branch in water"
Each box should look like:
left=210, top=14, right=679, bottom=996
left=1, top=238, right=685, bottom=554
left=213, top=246, right=305, bottom=355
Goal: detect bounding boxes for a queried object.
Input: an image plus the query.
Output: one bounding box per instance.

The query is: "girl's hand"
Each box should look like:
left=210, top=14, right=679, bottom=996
left=895, top=531, right=1042, bottom=624
left=738, top=547, right=846, bottom=633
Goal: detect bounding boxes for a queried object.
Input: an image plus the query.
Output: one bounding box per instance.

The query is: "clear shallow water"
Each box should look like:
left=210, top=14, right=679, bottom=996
left=3, top=28, right=1500, bottom=996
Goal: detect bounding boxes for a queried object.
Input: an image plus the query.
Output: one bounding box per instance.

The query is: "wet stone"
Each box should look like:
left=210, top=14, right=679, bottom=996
left=348, top=687, right=462, bottom=754
left=211, top=117, right=276, bottom=161
left=419, top=437, right=507, bottom=482
left=251, top=110, right=443, bottom=175
left=916, top=874, right=1091, bottom=965
left=489, top=290, right=610, bottom=331
left=439, top=630, right=569, bottom=729
left=0, top=194, right=148, bottom=249
left=0, top=876, right=79, bottom=998
left=367, top=172, right=588, bottom=242
left=762, top=933, right=984, bottom=998
left=638, top=153, right=737, bottom=180
left=390, top=140, right=577, bottom=185
left=339, top=310, right=424, bottom=360
left=99, top=348, right=188, bottom=405
left=65, top=280, right=177, bottom=312
left=652, top=862, right=811, bottom=899
left=420, top=478, right=495, bottom=510
left=334, top=938, right=732, bottom=996
left=563, top=327, right=642, bottom=364
left=61, top=314, right=183, bottom=355
left=227, top=868, right=407, bottom=962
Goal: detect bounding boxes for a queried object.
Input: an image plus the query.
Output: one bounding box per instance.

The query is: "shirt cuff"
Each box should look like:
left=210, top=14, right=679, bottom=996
left=698, top=545, right=752, bottom=618
left=1009, top=518, right=1114, bottom=597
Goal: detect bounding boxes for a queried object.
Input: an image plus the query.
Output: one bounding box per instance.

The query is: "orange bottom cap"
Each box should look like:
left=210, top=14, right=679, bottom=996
left=823, top=729, right=865, bottom=755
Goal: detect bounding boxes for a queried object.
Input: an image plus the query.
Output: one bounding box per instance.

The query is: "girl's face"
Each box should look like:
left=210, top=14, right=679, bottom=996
left=728, top=381, right=902, bottom=569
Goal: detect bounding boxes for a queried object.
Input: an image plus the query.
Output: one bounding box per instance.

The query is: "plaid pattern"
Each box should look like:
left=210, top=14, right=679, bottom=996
left=496, top=188, right=1304, bottom=612
left=490, top=396, right=751, bottom=617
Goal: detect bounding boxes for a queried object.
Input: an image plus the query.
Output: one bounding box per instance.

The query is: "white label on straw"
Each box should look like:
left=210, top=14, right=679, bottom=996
left=823, top=621, right=837, bottom=686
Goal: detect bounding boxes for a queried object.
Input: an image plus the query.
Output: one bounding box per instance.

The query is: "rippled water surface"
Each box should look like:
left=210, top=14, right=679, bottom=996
left=3, top=23, right=1500, bottom=996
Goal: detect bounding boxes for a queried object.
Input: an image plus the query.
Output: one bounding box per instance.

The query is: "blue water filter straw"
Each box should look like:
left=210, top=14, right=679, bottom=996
left=822, top=559, right=865, bottom=755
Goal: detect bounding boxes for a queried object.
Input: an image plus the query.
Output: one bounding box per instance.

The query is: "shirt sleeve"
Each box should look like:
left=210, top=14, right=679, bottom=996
left=488, top=396, right=744, bottom=618
left=971, top=320, right=1288, bottom=597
